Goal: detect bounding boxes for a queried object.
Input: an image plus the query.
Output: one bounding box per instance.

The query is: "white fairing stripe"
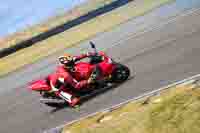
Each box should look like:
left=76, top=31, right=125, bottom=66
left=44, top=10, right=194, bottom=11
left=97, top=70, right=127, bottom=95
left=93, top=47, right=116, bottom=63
left=108, top=58, right=112, bottom=63
left=73, top=79, right=78, bottom=83
left=50, top=81, right=59, bottom=92
left=60, top=91, right=72, bottom=102
left=58, top=77, right=65, bottom=83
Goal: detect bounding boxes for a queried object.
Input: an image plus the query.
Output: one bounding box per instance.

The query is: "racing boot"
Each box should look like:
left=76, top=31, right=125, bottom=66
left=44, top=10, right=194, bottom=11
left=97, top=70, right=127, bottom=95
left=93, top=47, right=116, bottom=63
left=70, top=97, right=80, bottom=107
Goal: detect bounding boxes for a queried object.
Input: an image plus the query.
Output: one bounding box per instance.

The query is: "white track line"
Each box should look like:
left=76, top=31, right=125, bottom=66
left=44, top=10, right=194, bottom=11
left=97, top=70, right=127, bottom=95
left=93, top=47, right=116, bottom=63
left=106, top=8, right=200, bottom=50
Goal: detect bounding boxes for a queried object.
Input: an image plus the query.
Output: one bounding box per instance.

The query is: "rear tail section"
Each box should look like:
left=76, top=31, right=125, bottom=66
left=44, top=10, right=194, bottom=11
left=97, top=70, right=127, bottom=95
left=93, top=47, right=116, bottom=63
left=28, top=79, right=51, bottom=91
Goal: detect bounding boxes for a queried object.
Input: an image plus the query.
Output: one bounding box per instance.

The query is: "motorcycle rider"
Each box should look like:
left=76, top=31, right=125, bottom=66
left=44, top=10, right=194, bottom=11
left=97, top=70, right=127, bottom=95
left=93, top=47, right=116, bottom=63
left=49, top=52, right=102, bottom=106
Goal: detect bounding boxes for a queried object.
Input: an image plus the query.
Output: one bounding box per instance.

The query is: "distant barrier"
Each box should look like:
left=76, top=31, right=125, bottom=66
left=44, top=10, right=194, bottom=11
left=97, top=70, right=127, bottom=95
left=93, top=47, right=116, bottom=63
left=0, top=0, right=133, bottom=58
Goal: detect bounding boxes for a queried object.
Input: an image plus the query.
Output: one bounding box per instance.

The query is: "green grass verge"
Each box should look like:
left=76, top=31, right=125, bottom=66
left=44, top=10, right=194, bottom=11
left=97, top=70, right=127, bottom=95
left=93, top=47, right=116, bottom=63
left=62, top=81, right=200, bottom=133
left=0, top=0, right=174, bottom=77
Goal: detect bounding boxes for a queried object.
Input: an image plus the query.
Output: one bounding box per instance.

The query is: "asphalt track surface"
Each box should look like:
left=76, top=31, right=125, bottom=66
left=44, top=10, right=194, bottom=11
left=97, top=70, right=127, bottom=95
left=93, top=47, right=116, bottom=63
left=1, top=7, right=200, bottom=133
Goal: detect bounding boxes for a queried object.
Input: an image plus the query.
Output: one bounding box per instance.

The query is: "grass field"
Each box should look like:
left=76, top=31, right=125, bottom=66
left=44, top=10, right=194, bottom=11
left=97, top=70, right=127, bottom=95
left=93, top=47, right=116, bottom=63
left=0, top=0, right=174, bottom=77
left=62, top=80, right=200, bottom=133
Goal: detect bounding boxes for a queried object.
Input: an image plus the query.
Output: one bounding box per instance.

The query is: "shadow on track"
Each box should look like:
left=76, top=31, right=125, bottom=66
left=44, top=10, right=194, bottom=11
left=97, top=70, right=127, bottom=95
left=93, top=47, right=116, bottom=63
left=48, top=76, right=135, bottom=114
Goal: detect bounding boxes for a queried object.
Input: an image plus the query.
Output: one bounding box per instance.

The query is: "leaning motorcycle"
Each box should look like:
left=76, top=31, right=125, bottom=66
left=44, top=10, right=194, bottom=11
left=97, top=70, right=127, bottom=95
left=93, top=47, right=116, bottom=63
left=28, top=42, right=130, bottom=106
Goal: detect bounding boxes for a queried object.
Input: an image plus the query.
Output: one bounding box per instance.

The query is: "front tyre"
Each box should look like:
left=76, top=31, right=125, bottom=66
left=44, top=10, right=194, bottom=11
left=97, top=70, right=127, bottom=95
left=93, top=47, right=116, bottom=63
left=111, top=63, right=130, bottom=83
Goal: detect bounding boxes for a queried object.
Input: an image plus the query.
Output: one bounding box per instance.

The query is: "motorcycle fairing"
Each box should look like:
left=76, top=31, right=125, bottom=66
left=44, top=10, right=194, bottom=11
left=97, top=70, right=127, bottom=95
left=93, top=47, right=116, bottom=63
left=28, top=79, right=51, bottom=91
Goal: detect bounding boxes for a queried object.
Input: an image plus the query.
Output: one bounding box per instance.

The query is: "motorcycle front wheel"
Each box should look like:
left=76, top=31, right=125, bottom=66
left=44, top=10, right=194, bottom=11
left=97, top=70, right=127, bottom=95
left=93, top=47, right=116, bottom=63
left=111, top=63, right=130, bottom=83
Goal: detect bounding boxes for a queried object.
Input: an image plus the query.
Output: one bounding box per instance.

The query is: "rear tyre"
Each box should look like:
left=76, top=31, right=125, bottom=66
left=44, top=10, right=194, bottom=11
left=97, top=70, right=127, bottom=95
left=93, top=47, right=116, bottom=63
left=111, top=63, right=130, bottom=83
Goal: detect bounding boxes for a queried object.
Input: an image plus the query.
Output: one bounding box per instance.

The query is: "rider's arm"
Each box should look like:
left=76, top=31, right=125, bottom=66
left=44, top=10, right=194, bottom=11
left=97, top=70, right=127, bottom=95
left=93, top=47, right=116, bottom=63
left=73, top=52, right=96, bottom=62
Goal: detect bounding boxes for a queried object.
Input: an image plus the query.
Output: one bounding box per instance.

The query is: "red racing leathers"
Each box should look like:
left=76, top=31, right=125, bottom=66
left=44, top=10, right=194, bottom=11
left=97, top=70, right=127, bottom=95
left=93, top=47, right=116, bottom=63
left=50, top=53, right=95, bottom=90
left=47, top=53, right=95, bottom=106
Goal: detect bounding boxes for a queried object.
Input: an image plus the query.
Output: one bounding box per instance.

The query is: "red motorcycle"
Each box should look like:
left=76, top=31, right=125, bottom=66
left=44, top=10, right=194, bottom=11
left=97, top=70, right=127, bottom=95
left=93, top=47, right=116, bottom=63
left=28, top=42, right=130, bottom=106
